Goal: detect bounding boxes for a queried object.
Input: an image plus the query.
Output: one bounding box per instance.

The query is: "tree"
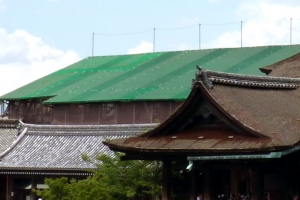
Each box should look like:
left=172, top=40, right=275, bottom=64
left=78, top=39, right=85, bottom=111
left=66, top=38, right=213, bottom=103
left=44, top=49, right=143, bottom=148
left=35, top=153, right=162, bottom=200
left=35, top=177, right=111, bottom=200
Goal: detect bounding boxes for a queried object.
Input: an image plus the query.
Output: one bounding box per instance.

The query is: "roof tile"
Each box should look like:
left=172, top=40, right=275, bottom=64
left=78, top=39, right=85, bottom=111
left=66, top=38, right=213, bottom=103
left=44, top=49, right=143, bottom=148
left=0, top=123, right=156, bottom=170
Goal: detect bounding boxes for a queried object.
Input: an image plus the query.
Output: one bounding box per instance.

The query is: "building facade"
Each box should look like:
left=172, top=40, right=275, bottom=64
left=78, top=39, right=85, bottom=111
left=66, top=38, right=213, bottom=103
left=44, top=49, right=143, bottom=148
left=104, top=68, right=300, bottom=200
left=1, top=45, right=300, bottom=200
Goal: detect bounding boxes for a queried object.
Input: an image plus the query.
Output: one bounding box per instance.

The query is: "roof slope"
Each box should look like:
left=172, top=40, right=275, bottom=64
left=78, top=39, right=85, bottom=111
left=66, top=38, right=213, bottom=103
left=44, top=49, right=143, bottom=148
left=0, top=119, right=19, bottom=154
left=2, top=45, right=300, bottom=103
left=104, top=68, right=300, bottom=157
left=260, top=51, right=300, bottom=77
left=0, top=122, right=156, bottom=171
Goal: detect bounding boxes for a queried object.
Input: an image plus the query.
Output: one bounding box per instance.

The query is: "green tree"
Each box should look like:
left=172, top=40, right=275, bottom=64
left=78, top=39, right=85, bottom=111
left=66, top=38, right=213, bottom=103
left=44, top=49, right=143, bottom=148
left=35, top=177, right=111, bottom=200
left=35, top=153, right=162, bottom=200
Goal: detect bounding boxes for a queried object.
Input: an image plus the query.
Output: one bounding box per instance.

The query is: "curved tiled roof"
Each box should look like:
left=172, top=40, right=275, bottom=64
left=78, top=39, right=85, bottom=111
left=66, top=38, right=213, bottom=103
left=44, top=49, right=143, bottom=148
left=104, top=68, right=300, bottom=157
left=0, top=122, right=156, bottom=171
left=195, top=68, right=300, bottom=145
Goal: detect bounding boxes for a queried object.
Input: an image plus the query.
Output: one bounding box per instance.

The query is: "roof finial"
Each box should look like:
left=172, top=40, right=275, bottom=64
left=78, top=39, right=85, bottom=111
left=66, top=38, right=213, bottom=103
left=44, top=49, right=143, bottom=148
left=195, top=66, right=213, bottom=89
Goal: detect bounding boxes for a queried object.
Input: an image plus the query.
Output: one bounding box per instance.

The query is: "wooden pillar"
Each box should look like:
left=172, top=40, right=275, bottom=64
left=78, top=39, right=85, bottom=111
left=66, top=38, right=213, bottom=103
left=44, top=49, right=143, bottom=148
left=203, top=167, right=213, bottom=200
left=250, top=168, right=263, bottom=200
left=230, top=168, right=238, bottom=196
left=283, top=161, right=290, bottom=200
left=162, top=161, right=171, bottom=200
left=189, top=169, right=196, bottom=200
left=30, top=177, right=37, bottom=200
left=6, top=176, right=14, bottom=200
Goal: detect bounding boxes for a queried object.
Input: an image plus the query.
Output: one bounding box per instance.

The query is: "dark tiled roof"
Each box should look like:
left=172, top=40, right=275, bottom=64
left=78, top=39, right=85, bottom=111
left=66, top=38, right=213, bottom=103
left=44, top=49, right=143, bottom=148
left=195, top=68, right=300, bottom=146
left=260, top=52, right=300, bottom=77
left=0, top=122, right=156, bottom=171
left=106, top=126, right=275, bottom=153
left=104, top=68, right=300, bottom=156
left=195, top=66, right=300, bottom=89
left=0, top=119, right=19, bottom=154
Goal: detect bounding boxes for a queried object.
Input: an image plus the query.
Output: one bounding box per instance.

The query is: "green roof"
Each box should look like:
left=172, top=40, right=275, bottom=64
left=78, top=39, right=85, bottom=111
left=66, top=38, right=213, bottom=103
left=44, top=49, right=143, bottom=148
left=2, top=45, right=300, bottom=104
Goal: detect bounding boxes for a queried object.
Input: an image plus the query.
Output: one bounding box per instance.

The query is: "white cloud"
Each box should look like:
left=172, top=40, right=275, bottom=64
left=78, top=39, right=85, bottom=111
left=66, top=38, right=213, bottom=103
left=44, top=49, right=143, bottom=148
left=127, top=41, right=153, bottom=54
left=175, top=43, right=198, bottom=51
left=0, top=29, right=81, bottom=96
left=204, top=1, right=300, bottom=49
left=205, top=31, right=241, bottom=49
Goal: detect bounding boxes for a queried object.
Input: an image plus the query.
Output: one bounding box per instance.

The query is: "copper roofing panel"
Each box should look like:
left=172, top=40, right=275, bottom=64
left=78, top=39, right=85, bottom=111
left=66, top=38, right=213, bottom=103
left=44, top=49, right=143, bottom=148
left=0, top=123, right=156, bottom=170
left=2, top=45, right=300, bottom=103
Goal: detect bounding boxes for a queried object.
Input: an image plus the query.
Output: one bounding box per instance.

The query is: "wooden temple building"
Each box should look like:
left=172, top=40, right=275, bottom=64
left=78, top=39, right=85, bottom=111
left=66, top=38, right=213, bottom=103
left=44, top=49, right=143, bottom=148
left=2, top=45, right=299, bottom=125
left=1, top=45, right=300, bottom=200
left=0, top=119, right=155, bottom=200
left=104, top=63, right=300, bottom=199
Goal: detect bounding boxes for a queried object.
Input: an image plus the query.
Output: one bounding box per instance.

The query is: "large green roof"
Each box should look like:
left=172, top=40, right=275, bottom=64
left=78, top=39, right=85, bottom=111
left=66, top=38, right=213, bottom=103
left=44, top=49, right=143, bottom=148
left=2, top=45, right=300, bottom=104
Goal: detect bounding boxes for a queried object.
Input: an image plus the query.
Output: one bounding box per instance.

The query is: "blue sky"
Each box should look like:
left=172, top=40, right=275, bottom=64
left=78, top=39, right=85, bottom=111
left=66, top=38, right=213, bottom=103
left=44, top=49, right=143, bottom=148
left=1, top=0, right=300, bottom=95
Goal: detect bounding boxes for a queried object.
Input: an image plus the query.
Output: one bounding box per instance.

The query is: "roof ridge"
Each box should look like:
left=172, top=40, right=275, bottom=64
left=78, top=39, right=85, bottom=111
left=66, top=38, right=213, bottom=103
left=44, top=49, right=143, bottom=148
left=26, top=130, right=141, bottom=136
left=0, top=171, right=94, bottom=175
left=0, top=119, right=20, bottom=128
left=20, top=121, right=158, bottom=131
left=195, top=66, right=300, bottom=89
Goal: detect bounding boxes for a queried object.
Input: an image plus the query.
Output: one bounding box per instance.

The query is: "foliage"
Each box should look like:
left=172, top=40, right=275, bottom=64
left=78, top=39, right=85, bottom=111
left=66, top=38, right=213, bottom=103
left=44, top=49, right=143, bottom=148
left=35, top=153, right=162, bottom=200
left=35, top=177, right=110, bottom=200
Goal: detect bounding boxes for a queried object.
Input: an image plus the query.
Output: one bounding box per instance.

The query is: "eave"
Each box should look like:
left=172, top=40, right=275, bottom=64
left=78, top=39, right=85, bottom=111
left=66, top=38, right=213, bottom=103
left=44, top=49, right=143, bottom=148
left=104, top=68, right=300, bottom=158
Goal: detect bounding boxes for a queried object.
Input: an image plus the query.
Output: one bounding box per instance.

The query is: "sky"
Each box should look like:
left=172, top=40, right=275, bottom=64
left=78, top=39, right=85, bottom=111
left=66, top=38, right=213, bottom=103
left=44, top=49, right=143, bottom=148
left=1, top=0, right=300, bottom=96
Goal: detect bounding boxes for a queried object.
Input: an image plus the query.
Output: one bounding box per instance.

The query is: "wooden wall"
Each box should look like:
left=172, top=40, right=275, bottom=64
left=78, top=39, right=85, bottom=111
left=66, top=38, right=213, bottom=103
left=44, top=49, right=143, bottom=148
left=7, top=100, right=183, bottom=125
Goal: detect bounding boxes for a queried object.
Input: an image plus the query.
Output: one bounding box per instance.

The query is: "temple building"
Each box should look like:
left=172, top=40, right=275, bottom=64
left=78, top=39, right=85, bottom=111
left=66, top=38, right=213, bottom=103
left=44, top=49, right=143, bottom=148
left=2, top=45, right=299, bottom=125
left=1, top=45, right=300, bottom=200
left=0, top=119, right=155, bottom=199
left=104, top=64, right=300, bottom=200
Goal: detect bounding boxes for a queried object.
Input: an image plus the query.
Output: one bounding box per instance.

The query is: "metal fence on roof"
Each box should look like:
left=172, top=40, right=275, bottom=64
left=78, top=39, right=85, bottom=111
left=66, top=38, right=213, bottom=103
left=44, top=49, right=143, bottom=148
left=92, top=18, right=300, bottom=56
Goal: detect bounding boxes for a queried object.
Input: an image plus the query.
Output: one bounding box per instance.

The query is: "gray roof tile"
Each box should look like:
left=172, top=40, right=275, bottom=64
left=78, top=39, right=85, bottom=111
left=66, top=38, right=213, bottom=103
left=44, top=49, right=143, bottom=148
left=0, top=119, right=19, bottom=154
left=0, top=122, right=156, bottom=171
